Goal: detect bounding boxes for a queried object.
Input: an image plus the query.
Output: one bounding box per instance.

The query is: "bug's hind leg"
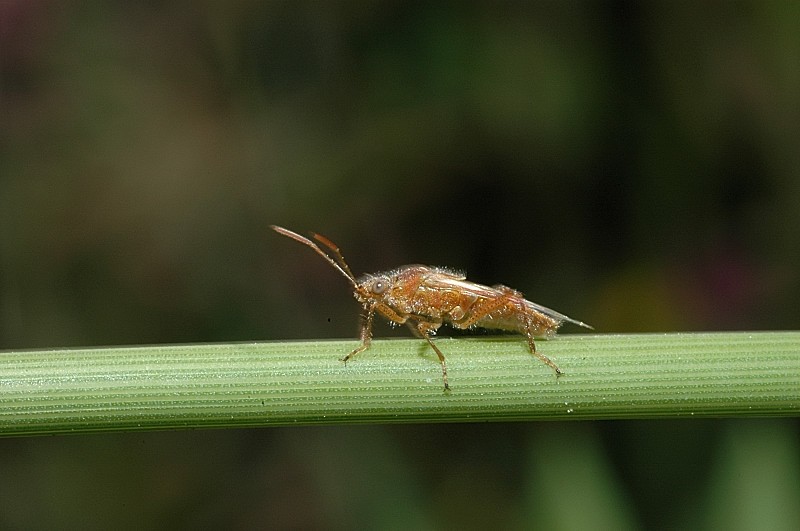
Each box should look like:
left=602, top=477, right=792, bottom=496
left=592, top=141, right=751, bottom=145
left=524, top=320, right=562, bottom=377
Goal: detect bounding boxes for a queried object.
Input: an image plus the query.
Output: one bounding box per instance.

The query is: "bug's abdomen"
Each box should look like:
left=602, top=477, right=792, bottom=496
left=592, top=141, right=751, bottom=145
left=473, top=304, right=560, bottom=336
left=460, top=293, right=561, bottom=338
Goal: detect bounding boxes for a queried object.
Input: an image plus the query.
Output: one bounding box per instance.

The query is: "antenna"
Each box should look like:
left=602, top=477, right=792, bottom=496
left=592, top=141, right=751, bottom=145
left=271, top=225, right=358, bottom=288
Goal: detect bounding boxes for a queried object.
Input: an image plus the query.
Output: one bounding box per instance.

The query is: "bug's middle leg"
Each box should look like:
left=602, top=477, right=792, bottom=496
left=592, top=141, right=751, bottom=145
left=413, top=320, right=449, bottom=391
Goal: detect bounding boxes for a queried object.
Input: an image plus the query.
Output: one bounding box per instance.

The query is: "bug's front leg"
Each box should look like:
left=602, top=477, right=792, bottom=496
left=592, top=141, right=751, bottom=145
left=341, top=303, right=375, bottom=364
left=342, top=302, right=410, bottom=367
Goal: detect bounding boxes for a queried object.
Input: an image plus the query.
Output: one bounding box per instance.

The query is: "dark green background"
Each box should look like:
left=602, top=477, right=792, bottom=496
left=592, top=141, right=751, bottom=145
left=2, top=1, right=798, bottom=529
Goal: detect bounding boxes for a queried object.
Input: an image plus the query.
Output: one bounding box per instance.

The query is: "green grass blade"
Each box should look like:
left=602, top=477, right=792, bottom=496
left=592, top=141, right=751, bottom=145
left=1, top=332, right=799, bottom=436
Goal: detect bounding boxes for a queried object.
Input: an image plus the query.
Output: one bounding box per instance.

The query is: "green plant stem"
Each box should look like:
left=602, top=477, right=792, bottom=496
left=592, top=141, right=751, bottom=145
left=1, top=332, right=798, bottom=436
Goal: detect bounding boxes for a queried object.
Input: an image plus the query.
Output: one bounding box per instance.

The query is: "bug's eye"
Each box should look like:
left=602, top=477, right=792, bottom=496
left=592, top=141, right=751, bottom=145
left=372, top=278, right=388, bottom=294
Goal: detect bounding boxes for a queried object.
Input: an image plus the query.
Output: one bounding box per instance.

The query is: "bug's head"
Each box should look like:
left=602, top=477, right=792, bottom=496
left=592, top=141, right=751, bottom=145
left=354, top=273, right=392, bottom=304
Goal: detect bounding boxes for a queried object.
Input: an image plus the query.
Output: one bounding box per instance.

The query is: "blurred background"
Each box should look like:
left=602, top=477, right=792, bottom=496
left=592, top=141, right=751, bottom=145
left=1, top=1, right=798, bottom=529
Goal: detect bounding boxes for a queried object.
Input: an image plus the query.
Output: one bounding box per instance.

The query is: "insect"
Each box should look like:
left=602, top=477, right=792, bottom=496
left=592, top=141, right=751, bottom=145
left=271, top=225, right=592, bottom=390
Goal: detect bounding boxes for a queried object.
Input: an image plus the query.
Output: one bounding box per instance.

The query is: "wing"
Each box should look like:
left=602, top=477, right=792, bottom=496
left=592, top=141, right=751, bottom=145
left=524, top=300, right=594, bottom=329
left=427, top=267, right=466, bottom=280
left=425, top=273, right=593, bottom=329
left=421, top=273, right=500, bottom=299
